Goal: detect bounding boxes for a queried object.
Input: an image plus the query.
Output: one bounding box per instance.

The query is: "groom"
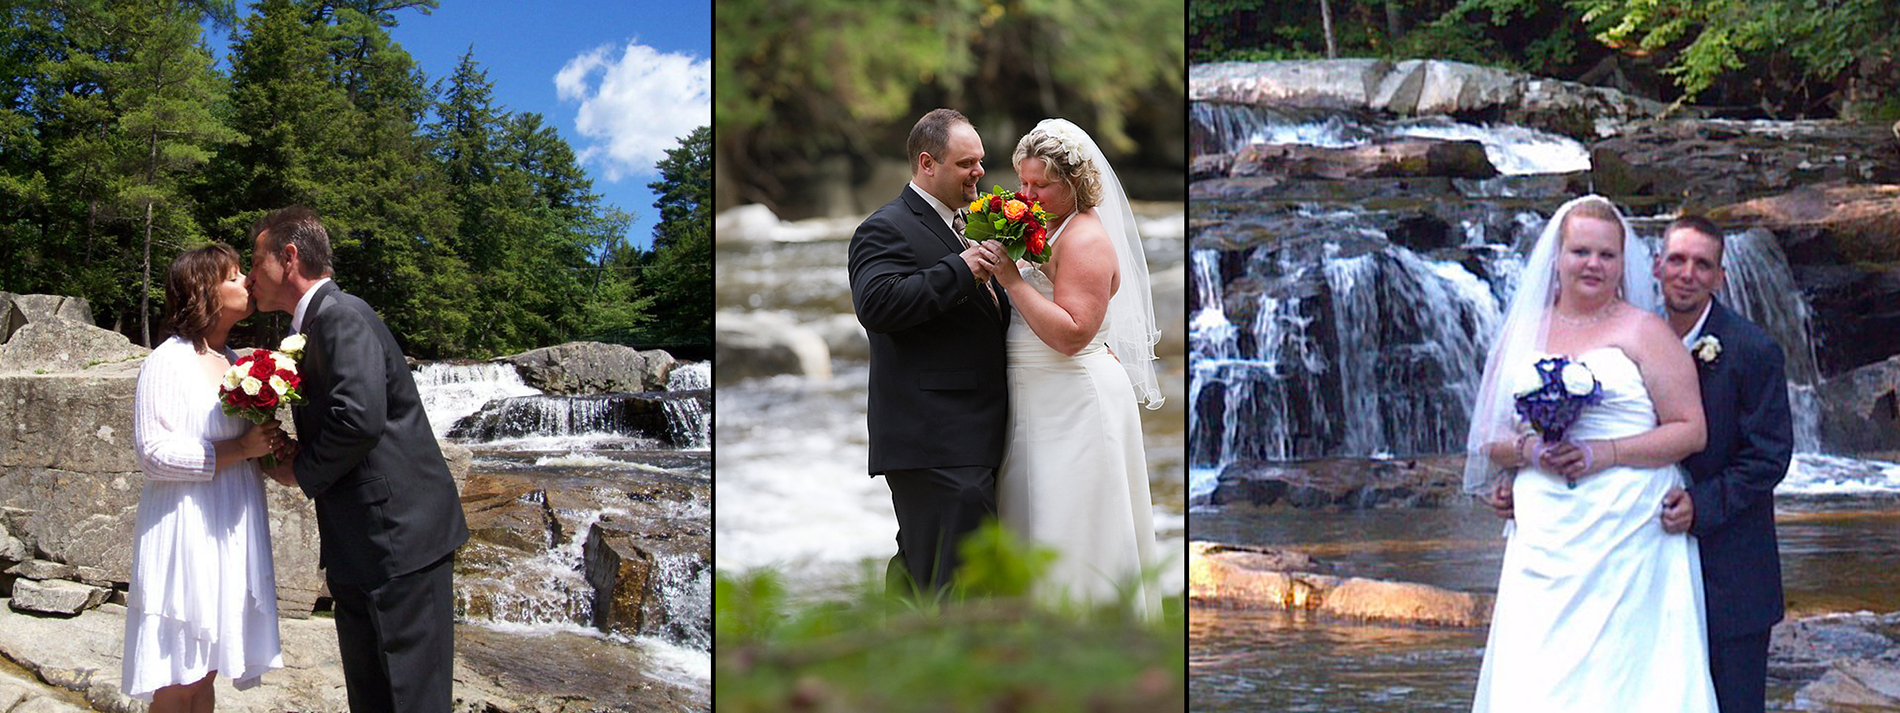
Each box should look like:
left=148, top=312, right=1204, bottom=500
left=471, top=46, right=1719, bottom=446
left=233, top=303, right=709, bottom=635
left=1655, top=214, right=1794, bottom=713
left=848, top=108, right=1010, bottom=596
left=247, top=206, right=470, bottom=712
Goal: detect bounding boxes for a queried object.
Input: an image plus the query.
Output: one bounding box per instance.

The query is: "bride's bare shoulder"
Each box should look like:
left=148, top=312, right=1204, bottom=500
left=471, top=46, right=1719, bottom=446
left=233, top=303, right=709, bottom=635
left=1617, top=305, right=1685, bottom=358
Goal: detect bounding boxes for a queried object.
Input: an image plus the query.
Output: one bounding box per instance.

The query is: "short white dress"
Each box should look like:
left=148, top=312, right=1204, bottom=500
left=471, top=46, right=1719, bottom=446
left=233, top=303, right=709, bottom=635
left=123, top=336, right=283, bottom=698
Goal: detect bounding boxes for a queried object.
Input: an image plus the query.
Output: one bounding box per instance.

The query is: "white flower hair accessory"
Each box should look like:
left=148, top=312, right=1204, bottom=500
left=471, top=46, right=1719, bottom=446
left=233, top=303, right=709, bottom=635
left=1692, top=335, right=1722, bottom=364
left=1038, top=121, right=1089, bottom=168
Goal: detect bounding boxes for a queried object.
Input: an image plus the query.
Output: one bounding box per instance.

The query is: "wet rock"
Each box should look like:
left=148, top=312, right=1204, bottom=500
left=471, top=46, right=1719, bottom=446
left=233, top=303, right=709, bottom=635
left=465, top=491, right=554, bottom=553
left=449, top=391, right=705, bottom=446
left=586, top=515, right=711, bottom=648
left=0, top=319, right=147, bottom=374
left=1818, top=356, right=1900, bottom=452
left=499, top=341, right=675, bottom=395
left=1773, top=612, right=1900, bottom=710
left=1188, top=541, right=1489, bottom=627
left=1210, top=456, right=1466, bottom=509
left=1796, top=662, right=1900, bottom=711
left=1797, top=265, right=1900, bottom=378
left=713, top=310, right=831, bottom=384
left=10, top=579, right=108, bottom=615
left=1232, top=139, right=1497, bottom=180
left=1595, top=122, right=1900, bottom=206
left=1191, top=153, right=1233, bottom=181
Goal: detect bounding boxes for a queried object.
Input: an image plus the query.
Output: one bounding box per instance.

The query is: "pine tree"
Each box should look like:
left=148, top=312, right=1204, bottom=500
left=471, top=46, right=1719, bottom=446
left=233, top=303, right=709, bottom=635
left=645, top=125, right=711, bottom=348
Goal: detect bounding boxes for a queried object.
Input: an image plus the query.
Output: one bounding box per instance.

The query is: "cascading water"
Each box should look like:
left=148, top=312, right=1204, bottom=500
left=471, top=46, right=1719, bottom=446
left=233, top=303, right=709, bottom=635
left=414, top=362, right=543, bottom=437
left=1188, top=102, right=1590, bottom=175
left=1190, top=208, right=1835, bottom=479
left=664, top=362, right=711, bottom=449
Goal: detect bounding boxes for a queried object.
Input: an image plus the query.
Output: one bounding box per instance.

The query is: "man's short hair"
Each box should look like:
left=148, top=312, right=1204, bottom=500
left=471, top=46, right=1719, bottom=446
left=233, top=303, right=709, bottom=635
left=1664, top=213, right=1726, bottom=263
left=249, top=206, right=334, bottom=279
left=907, top=108, right=970, bottom=174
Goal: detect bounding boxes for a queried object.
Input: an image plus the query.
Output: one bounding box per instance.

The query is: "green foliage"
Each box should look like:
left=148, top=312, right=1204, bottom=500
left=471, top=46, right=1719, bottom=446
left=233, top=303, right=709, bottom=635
left=718, top=0, right=1183, bottom=211
left=714, top=521, right=1186, bottom=713
left=2, top=0, right=654, bottom=359
left=640, top=125, right=710, bottom=349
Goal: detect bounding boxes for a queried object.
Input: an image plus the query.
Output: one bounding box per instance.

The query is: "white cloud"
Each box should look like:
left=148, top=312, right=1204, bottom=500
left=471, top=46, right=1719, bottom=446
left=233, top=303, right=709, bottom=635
left=554, top=41, right=710, bottom=182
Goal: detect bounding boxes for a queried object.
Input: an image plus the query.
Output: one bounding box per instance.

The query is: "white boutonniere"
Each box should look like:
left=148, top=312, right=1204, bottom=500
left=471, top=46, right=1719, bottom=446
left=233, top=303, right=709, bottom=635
left=1692, top=335, right=1722, bottom=365
left=279, top=333, right=306, bottom=361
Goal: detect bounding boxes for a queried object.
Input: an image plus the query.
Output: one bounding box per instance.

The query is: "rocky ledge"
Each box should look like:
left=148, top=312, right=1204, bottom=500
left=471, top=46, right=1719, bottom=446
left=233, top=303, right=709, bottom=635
left=1202, top=455, right=1466, bottom=510
left=1188, top=541, right=1490, bottom=627
left=498, top=341, right=677, bottom=394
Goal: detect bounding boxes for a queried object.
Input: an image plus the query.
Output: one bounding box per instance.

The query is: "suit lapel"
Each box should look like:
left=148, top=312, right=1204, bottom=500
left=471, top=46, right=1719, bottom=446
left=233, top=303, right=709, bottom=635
left=903, top=185, right=965, bottom=256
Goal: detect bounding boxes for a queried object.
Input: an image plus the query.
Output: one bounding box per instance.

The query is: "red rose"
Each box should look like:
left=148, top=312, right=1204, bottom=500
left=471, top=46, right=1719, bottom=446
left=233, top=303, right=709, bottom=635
left=224, top=390, right=251, bottom=410
left=988, top=195, right=1004, bottom=212
left=236, top=353, right=253, bottom=366
left=1028, top=232, right=1046, bottom=256
left=276, top=370, right=299, bottom=389
left=253, top=386, right=279, bottom=410
left=249, top=356, right=274, bottom=379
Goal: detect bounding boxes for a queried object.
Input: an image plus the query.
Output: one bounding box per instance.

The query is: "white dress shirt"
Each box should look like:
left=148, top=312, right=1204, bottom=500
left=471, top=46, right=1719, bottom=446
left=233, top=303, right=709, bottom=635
left=290, top=277, right=333, bottom=334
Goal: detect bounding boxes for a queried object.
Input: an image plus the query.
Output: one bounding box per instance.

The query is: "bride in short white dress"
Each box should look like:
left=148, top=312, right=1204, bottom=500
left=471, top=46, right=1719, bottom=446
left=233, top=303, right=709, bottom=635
left=123, top=246, right=283, bottom=705
left=1464, top=196, right=1717, bottom=711
left=992, top=119, right=1164, bottom=618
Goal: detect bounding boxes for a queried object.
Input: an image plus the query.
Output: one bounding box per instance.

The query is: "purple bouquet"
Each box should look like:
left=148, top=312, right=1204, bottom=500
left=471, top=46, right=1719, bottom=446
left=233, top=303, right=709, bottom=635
left=1514, top=356, right=1603, bottom=487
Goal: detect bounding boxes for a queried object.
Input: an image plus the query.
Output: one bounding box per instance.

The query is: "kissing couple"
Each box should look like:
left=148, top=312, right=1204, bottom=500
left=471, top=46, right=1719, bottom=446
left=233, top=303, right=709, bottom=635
left=1466, top=196, right=1794, bottom=713
left=848, top=109, right=1165, bottom=616
left=123, top=207, right=469, bottom=712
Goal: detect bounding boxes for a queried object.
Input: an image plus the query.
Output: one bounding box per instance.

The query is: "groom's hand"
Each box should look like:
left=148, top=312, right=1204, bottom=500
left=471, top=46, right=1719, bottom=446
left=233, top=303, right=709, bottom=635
left=1660, top=487, right=1694, bottom=533
left=1484, top=476, right=1515, bottom=519
left=960, top=244, right=996, bottom=281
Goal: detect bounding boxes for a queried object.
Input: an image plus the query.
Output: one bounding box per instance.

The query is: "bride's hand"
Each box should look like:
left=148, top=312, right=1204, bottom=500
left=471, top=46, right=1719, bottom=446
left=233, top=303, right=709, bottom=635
left=982, top=240, right=1023, bottom=288
left=1544, top=439, right=1614, bottom=482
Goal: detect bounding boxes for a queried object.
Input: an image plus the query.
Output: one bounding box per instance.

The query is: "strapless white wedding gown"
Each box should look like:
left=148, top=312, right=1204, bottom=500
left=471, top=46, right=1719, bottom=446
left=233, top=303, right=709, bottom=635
left=1472, top=346, right=1717, bottom=712
left=997, top=224, right=1161, bottom=619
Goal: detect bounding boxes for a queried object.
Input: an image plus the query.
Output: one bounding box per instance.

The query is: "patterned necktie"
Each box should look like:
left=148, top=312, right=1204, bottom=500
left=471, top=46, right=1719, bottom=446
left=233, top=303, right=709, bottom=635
left=954, top=209, right=998, bottom=312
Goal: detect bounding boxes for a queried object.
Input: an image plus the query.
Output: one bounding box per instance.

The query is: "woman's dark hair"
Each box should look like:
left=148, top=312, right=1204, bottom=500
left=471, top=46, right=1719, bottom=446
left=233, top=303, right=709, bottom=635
left=164, top=243, right=241, bottom=351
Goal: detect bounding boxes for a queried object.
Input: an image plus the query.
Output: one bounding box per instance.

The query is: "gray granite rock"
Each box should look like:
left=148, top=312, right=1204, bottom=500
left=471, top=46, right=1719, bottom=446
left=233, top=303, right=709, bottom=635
left=9, top=578, right=108, bottom=615
left=0, top=318, right=146, bottom=375
left=499, top=341, right=675, bottom=394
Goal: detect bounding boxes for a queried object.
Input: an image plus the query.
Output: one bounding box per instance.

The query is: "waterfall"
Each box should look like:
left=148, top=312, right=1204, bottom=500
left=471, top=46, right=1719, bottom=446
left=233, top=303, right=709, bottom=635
left=1189, top=211, right=1831, bottom=467
left=663, top=393, right=710, bottom=450
left=413, top=362, right=542, bottom=437
left=456, top=503, right=605, bottom=629
left=667, top=362, right=710, bottom=391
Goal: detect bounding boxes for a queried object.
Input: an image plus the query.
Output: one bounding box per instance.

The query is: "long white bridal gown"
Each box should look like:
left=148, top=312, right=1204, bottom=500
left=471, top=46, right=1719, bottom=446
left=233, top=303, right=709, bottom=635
left=997, top=220, right=1162, bottom=619
left=1472, top=346, right=1717, bottom=712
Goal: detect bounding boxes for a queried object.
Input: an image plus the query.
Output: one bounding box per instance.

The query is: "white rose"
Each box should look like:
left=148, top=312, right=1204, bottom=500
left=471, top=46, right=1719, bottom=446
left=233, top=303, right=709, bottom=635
left=240, top=375, right=263, bottom=396
left=222, top=367, right=244, bottom=390
left=1560, top=362, right=1597, bottom=397
left=1511, top=358, right=1545, bottom=398
left=278, top=359, right=297, bottom=375
left=268, top=375, right=289, bottom=396
left=280, top=333, right=306, bottom=354
left=1693, top=335, right=1722, bottom=363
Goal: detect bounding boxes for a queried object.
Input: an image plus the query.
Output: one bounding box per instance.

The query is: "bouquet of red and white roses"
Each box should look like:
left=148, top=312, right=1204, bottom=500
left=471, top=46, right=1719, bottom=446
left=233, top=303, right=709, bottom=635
left=965, top=186, right=1054, bottom=264
left=218, top=334, right=305, bottom=468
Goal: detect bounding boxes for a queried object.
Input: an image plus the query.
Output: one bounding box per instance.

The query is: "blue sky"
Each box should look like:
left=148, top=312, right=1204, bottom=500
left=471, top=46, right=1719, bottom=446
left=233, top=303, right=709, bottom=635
left=204, top=1, right=711, bottom=251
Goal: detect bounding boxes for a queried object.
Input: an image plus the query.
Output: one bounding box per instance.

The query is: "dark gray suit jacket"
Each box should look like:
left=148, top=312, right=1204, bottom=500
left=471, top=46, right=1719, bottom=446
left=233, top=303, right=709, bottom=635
left=291, top=281, right=469, bottom=585
left=848, top=185, right=1011, bottom=474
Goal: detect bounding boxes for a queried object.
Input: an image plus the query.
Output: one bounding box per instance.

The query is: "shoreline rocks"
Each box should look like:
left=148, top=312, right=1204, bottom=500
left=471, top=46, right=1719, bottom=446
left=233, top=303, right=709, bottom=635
left=1188, top=541, right=1491, bottom=627
left=1204, top=455, right=1466, bottom=510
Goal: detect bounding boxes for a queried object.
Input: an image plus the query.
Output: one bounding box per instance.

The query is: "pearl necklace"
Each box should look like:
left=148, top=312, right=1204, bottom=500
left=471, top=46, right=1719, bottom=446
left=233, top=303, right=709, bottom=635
left=1554, top=301, right=1617, bottom=327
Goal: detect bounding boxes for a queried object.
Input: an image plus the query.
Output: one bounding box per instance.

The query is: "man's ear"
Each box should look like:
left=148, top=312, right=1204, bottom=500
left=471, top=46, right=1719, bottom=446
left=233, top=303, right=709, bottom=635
left=283, top=242, right=301, bottom=277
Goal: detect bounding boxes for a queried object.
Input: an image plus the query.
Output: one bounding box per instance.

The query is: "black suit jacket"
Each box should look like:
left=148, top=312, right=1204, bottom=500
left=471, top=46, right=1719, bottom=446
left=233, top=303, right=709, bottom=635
left=848, top=185, right=1011, bottom=474
left=291, top=282, right=470, bottom=585
left=1681, top=300, right=1793, bottom=639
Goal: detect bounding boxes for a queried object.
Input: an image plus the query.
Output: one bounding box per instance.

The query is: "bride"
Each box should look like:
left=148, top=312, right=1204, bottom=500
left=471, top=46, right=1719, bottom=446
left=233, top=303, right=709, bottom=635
left=1465, top=195, right=1717, bottom=710
left=987, top=119, right=1163, bottom=618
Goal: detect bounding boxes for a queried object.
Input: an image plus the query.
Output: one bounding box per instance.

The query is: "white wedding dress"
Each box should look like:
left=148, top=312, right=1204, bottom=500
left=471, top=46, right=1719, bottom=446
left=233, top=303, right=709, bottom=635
left=1472, top=346, right=1717, bottom=712
left=123, top=336, right=283, bottom=699
left=997, top=219, right=1162, bottom=619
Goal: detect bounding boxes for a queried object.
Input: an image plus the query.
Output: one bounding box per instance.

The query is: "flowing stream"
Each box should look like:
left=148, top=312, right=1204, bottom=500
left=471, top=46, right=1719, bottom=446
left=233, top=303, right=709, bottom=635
left=413, top=359, right=712, bottom=693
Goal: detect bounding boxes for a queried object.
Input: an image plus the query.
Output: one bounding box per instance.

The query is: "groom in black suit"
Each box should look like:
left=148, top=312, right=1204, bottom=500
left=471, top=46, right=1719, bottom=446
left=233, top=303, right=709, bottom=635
left=1656, top=214, right=1794, bottom=713
left=248, top=207, right=470, bottom=712
left=848, top=108, right=1010, bottom=596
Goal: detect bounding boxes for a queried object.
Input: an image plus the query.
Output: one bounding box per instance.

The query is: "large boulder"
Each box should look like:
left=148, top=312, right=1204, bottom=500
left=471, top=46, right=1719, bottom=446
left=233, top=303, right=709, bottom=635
left=0, top=363, right=325, bottom=619
left=713, top=310, right=831, bottom=384
left=499, top=342, right=675, bottom=395
left=0, top=319, right=147, bottom=374
left=1232, top=138, right=1498, bottom=180
left=0, top=293, right=95, bottom=343
left=584, top=516, right=710, bottom=649
left=1818, top=355, right=1900, bottom=452
left=9, top=578, right=108, bottom=616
